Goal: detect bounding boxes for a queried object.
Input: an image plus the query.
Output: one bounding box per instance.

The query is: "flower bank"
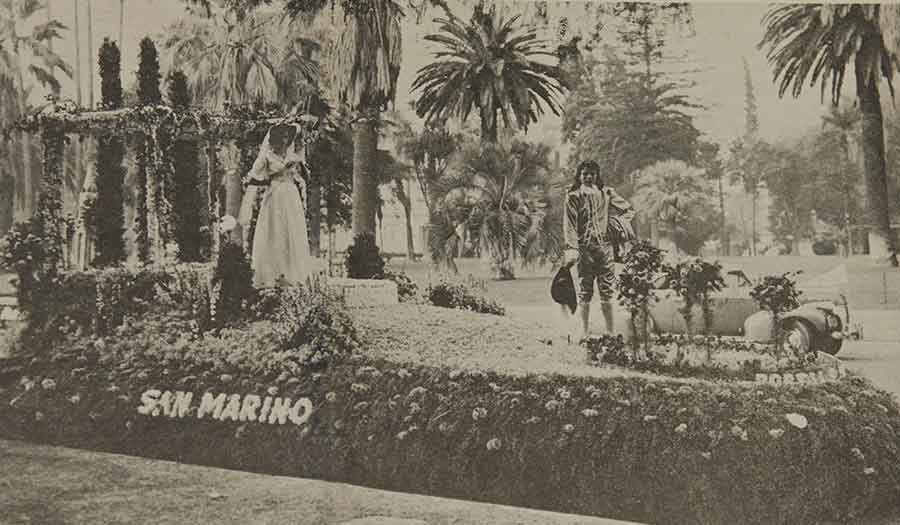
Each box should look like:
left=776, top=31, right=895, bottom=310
left=2, top=276, right=900, bottom=525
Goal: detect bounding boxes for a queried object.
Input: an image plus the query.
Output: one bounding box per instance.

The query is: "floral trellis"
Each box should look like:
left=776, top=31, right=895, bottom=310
left=8, top=99, right=320, bottom=272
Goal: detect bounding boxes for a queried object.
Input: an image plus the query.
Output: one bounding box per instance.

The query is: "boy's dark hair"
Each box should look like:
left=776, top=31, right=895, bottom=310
left=570, top=159, right=603, bottom=192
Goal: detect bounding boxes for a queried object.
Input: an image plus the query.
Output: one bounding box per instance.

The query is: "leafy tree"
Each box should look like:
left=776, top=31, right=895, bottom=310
left=631, top=159, right=717, bottom=255
left=563, top=44, right=700, bottom=191
left=0, top=0, right=73, bottom=218
left=163, top=7, right=317, bottom=111
left=93, top=38, right=126, bottom=266
left=434, top=136, right=553, bottom=279
left=696, top=140, right=728, bottom=255
left=411, top=3, right=567, bottom=143
left=814, top=102, right=864, bottom=247
left=760, top=4, right=900, bottom=266
left=762, top=144, right=816, bottom=253
left=392, top=114, right=460, bottom=223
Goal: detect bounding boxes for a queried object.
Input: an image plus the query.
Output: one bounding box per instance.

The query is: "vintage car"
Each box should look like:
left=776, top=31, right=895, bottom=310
left=647, top=266, right=861, bottom=355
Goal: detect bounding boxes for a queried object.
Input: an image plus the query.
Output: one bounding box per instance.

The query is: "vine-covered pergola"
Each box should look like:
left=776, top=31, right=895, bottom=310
left=11, top=100, right=320, bottom=272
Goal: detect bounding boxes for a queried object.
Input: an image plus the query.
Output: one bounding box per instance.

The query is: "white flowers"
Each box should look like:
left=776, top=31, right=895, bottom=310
left=40, top=378, right=56, bottom=391
left=581, top=408, right=599, bottom=418
left=486, top=438, right=502, bottom=451
left=674, top=423, right=687, bottom=434
left=472, top=407, right=488, bottom=421
left=768, top=428, right=785, bottom=439
left=785, top=413, right=808, bottom=429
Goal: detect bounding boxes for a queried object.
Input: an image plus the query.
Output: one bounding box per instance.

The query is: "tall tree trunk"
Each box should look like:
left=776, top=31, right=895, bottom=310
left=74, top=0, right=83, bottom=107
left=307, top=174, right=321, bottom=257
left=751, top=190, right=758, bottom=256
left=119, top=0, right=125, bottom=56
left=394, top=178, right=414, bottom=258
left=351, top=116, right=378, bottom=237
left=856, top=48, right=898, bottom=266
left=87, top=0, right=94, bottom=110
left=16, top=61, right=32, bottom=221
left=481, top=107, right=497, bottom=143
left=718, top=174, right=728, bottom=255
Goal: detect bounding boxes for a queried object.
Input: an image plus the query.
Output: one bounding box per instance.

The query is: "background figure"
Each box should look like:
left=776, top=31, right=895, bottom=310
left=563, top=160, right=635, bottom=341
left=238, top=124, right=320, bottom=288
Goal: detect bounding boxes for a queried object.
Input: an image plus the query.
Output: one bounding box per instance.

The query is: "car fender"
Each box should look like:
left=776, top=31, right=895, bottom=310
left=780, top=305, right=829, bottom=334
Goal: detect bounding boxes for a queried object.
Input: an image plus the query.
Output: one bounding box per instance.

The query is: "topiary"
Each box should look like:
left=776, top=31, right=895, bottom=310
left=344, top=232, right=385, bottom=279
left=210, top=241, right=255, bottom=327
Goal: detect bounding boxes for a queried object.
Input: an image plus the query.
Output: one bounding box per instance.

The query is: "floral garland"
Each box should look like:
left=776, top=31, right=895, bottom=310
left=38, top=124, right=66, bottom=272
left=8, top=98, right=322, bottom=272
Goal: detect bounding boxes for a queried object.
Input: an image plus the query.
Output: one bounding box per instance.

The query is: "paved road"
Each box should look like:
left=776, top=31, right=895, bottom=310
left=840, top=341, right=900, bottom=397
left=0, top=439, right=639, bottom=525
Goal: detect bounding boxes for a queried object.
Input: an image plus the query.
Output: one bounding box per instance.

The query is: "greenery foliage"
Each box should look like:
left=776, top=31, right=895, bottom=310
left=344, top=232, right=385, bottom=279
left=411, top=3, right=566, bottom=143
left=256, top=280, right=361, bottom=369
left=167, top=71, right=204, bottom=262
left=211, top=241, right=256, bottom=328
left=380, top=267, right=418, bottom=302
left=425, top=277, right=505, bottom=315
left=663, top=258, right=726, bottom=336
left=94, top=39, right=127, bottom=266
left=632, top=160, right=719, bottom=255
left=2, top=323, right=899, bottom=524
left=617, top=241, right=666, bottom=352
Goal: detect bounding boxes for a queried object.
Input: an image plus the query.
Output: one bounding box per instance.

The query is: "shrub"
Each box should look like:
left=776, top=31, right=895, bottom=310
left=426, top=277, right=505, bottom=315
left=380, top=267, right=418, bottom=302
left=750, top=272, right=802, bottom=353
left=1, top=218, right=54, bottom=324
left=210, top=241, right=255, bottom=328
left=1, top=326, right=899, bottom=525
left=344, top=233, right=385, bottom=279
left=259, top=278, right=360, bottom=369
left=617, top=241, right=666, bottom=353
left=3, top=263, right=213, bottom=355
left=664, top=259, right=726, bottom=336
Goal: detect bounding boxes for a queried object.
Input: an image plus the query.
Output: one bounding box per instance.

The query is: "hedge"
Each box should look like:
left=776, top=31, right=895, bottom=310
left=2, top=306, right=900, bottom=525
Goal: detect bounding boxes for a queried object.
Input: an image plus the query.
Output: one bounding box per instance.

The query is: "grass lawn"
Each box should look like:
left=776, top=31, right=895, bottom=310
left=388, top=255, right=900, bottom=310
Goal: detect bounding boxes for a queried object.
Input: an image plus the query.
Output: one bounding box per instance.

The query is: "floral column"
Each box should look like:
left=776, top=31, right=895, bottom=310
left=38, top=125, right=66, bottom=271
left=205, top=140, right=222, bottom=264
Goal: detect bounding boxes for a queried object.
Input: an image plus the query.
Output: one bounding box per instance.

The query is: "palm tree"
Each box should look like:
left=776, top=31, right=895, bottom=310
left=760, top=4, right=900, bottom=266
left=0, top=0, right=73, bottom=219
left=411, top=3, right=566, bottom=143
left=163, top=8, right=317, bottom=111
left=325, top=0, right=403, bottom=237
left=434, top=136, right=553, bottom=279
left=632, top=159, right=716, bottom=256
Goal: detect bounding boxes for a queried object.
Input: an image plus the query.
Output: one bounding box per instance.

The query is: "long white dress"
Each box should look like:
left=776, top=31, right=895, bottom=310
left=238, top=126, right=321, bottom=288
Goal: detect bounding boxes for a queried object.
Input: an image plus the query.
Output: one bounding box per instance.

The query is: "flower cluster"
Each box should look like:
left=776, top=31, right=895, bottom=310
left=616, top=241, right=666, bottom=350
left=750, top=272, right=802, bottom=316
left=663, top=258, right=725, bottom=335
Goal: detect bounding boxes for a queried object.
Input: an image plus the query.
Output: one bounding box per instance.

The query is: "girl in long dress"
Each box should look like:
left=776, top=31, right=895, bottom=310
left=238, top=124, right=320, bottom=288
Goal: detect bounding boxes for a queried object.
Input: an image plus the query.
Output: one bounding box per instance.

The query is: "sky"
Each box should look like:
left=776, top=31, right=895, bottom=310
left=29, top=0, right=873, bottom=152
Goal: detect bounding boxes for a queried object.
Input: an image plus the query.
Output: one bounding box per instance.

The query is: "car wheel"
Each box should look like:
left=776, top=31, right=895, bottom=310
left=782, top=320, right=812, bottom=353
left=819, top=336, right=842, bottom=356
